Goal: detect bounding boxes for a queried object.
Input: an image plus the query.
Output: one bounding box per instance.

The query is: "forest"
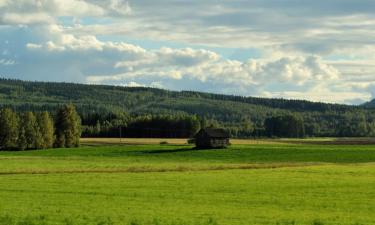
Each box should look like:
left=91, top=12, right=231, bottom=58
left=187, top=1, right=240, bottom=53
left=1, top=78, right=375, bottom=138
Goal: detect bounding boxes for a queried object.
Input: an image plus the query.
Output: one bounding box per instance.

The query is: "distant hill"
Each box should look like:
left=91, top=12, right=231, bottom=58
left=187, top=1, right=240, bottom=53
left=363, top=99, right=375, bottom=108
left=1, top=78, right=375, bottom=137
left=0, top=78, right=354, bottom=112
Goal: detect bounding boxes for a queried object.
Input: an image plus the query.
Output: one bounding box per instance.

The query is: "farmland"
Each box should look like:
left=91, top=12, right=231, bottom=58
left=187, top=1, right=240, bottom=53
left=0, top=139, right=375, bottom=225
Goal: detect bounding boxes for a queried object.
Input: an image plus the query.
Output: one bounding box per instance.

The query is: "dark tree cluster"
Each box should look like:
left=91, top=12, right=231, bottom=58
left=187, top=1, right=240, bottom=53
left=264, top=114, right=305, bottom=138
left=124, top=115, right=201, bottom=138
left=0, top=104, right=81, bottom=151
left=82, top=114, right=201, bottom=138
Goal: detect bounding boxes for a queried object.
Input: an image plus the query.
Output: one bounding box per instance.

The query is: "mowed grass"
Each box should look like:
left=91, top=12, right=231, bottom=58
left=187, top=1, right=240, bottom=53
left=0, top=140, right=375, bottom=224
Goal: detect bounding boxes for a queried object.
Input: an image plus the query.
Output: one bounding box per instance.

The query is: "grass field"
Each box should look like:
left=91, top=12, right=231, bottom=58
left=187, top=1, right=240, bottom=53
left=0, top=139, right=375, bottom=225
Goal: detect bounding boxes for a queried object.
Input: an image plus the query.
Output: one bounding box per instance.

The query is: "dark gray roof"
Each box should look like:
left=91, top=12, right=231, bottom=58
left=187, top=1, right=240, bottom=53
left=196, top=128, right=229, bottom=138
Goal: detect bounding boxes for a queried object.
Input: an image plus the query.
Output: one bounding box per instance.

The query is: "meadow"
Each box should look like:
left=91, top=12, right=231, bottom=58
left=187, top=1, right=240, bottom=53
left=0, top=139, right=375, bottom=225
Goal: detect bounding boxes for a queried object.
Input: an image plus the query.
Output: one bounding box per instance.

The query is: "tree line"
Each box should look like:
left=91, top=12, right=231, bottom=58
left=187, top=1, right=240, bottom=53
left=82, top=114, right=201, bottom=138
left=1, top=103, right=374, bottom=141
left=80, top=110, right=375, bottom=138
left=0, top=104, right=81, bottom=151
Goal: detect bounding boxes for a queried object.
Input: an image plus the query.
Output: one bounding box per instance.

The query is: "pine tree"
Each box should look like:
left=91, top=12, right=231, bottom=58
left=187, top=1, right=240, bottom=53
left=36, top=111, right=55, bottom=149
left=55, top=104, right=81, bottom=148
left=0, top=108, right=19, bottom=150
left=94, top=120, right=101, bottom=136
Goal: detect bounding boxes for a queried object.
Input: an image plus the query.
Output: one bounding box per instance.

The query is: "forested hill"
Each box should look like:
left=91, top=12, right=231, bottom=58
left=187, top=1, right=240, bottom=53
left=0, top=78, right=353, bottom=112
left=1, top=78, right=375, bottom=137
left=363, top=99, right=375, bottom=108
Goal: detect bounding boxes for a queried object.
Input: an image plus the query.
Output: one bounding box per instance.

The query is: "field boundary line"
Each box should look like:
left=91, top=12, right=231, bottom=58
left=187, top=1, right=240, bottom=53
left=0, top=163, right=322, bottom=176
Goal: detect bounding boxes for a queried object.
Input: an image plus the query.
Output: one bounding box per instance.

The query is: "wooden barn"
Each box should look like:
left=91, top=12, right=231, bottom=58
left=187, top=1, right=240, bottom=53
left=194, top=128, right=230, bottom=149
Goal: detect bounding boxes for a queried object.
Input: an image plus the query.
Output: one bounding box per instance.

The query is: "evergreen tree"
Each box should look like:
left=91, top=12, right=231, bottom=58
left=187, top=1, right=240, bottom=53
left=265, top=114, right=305, bottom=138
left=94, top=120, right=101, bottom=136
left=55, top=104, right=81, bottom=148
left=0, top=108, right=19, bottom=150
left=189, top=115, right=201, bottom=136
left=37, top=111, right=55, bottom=149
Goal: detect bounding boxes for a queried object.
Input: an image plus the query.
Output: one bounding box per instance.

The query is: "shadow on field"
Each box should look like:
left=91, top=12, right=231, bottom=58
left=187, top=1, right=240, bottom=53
left=140, top=147, right=228, bottom=154
left=140, top=148, right=197, bottom=154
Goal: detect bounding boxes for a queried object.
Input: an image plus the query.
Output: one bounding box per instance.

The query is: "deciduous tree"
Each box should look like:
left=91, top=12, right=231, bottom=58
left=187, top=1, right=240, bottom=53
left=0, top=108, right=19, bottom=150
left=19, top=112, right=40, bottom=150
left=55, top=104, right=81, bottom=148
left=37, top=111, right=55, bottom=149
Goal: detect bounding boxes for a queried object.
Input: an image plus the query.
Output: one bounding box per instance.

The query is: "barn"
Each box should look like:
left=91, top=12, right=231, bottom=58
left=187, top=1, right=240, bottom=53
left=194, top=128, right=230, bottom=149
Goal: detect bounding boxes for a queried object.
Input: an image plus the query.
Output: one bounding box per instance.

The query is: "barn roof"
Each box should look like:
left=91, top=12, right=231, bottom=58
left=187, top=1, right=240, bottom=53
left=196, top=128, right=229, bottom=138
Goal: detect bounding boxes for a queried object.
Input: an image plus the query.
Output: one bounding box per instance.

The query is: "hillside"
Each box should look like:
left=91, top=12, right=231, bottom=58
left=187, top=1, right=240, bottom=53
left=1, top=78, right=375, bottom=137
left=363, top=99, right=375, bottom=108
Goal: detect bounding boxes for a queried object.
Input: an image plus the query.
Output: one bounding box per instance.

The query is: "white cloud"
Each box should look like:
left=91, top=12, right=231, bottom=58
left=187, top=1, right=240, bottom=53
left=0, top=0, right=130, bottom=25
left=2, top=12, right=54, bottom=25
left=254, top=56, right=339, bottom=85
left=9, top=25, right=364, bottom=103
left=120, top=81, right=145, bottom=87
left=105, top=0, right=131, bottom=15
left=0, top=58, right=15, bottom=65
left=269, top=87, right=371, bottom=104
left=26, top=43, right=42, bottom=49
left=27, top=25, right=146, bottom=55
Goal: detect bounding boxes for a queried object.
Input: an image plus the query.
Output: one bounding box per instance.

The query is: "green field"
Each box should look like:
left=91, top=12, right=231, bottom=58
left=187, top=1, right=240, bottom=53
left=0, top=140, right=375, bottom=225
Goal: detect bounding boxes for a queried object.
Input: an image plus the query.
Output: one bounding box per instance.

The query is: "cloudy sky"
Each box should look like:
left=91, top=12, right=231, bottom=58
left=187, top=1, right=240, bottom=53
left=1, top=0, right=375, bottom=104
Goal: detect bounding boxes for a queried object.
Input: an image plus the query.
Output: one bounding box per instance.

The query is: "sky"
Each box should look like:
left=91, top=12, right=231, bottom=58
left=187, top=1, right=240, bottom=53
left=1, top=0, right=375, bottom=104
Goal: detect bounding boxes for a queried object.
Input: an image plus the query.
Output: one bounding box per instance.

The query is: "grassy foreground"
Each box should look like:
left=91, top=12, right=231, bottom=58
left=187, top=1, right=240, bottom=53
left=0, top=140, right=375, bottom=225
